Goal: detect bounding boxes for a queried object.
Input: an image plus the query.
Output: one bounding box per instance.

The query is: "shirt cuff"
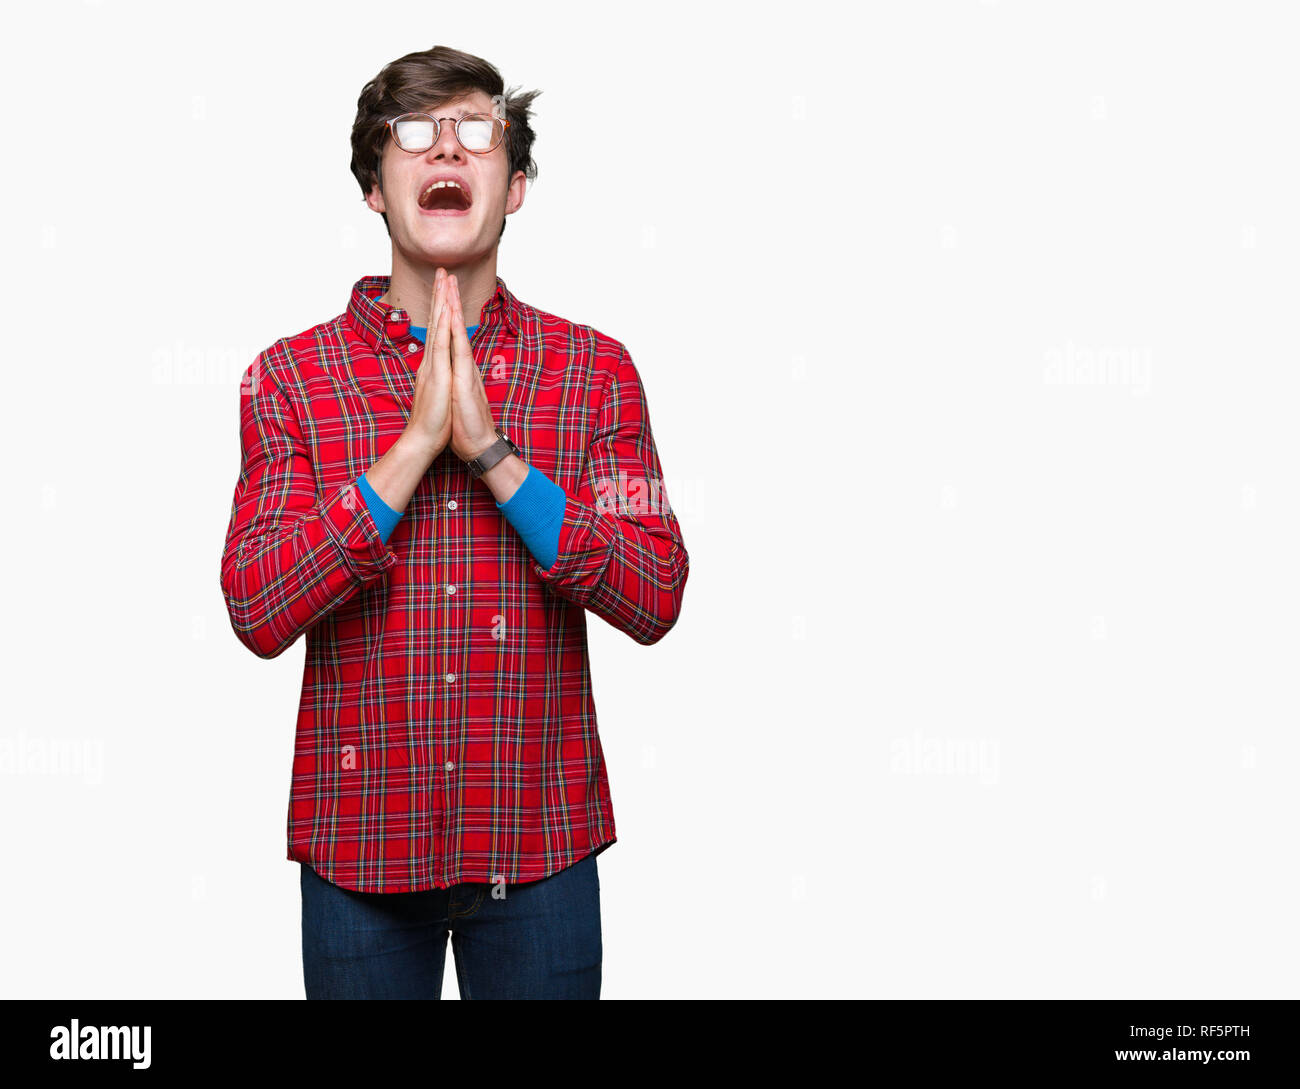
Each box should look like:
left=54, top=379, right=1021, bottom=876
left=355, top=472, right=403, bottom=544
left=496, top=464, right=566, bottom=569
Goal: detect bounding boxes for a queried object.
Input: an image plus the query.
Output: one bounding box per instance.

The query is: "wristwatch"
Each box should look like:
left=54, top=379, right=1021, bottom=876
left=464, top=427, right=522, bottom=479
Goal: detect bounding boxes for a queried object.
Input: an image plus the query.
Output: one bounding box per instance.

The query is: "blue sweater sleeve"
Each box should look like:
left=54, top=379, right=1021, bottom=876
left=495, top=465, right=567, bottom=571
left=376, top=321, right=563, bottom=567
left=355, top=472, right=402, bottom=544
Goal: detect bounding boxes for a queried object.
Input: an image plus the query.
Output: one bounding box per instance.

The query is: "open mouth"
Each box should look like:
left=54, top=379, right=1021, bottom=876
left=417, top=178, right=473, bottom=214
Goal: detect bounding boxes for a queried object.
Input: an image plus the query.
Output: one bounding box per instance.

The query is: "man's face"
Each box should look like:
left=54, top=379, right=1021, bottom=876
left=366, top=90, right=525, bottom=264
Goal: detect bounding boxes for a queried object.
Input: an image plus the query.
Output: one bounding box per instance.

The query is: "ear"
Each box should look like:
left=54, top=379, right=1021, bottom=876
left=364, top=171, right=386, bottom=215
left=505, top=169, right=528, bottom=216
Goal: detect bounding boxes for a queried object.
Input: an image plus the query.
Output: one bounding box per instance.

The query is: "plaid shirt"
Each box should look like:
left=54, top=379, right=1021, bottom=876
left=220, top=274, right=689, bottom=893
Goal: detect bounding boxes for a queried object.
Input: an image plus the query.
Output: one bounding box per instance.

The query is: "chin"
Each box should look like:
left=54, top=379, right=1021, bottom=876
left=405, top=228, right=480, bottom=264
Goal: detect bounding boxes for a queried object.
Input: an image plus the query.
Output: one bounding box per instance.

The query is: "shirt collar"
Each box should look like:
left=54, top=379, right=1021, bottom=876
left=345, top=273, right=523, bottom=349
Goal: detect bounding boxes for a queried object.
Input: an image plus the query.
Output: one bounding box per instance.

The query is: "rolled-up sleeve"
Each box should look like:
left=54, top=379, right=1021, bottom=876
left=532, top=348, right=688, bottom=645
left=219, top=354, right=398, bottom=659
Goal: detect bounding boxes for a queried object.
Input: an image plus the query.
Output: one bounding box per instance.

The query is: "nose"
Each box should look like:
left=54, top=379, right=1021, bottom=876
left=427, top=118, right=466, bottom=162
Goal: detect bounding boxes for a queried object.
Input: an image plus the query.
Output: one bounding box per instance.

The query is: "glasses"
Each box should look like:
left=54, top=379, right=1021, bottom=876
left=386, top=112, right=510, bottom=155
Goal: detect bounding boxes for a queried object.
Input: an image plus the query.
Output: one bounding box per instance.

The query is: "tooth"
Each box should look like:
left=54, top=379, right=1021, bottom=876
left=421, top=179, right=466, bottom=204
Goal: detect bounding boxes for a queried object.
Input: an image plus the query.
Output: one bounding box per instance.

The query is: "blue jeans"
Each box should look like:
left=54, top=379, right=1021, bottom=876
left=300, top=852, right=602, bottom=999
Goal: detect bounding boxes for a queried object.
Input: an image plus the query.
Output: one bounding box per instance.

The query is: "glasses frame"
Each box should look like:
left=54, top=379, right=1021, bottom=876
left=385, top=111, right=511, bottom=156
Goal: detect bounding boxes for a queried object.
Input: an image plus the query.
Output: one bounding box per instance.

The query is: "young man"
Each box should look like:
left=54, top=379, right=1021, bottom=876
left=219, top=45, right=688, bottom=1000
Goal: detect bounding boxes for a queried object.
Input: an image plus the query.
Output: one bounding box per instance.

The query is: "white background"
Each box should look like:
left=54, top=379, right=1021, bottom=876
left=1, top=0, right=1297, bottom=999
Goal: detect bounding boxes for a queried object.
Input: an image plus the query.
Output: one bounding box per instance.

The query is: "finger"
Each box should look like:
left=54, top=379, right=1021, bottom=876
left=433, top=267, right=449, bottom=330
left=432, top=285, right=453, bottom=374
left=421, top=269, right=447, bottom=369
left=448, top=279, right=473, bottom=377
left=449, top=272, right=461, bottom=324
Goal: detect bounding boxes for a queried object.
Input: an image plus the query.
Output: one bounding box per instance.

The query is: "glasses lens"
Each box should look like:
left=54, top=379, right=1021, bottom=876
left=392, top=115, right=435, bottom=152
left=458, top=115, right=502, bottom=152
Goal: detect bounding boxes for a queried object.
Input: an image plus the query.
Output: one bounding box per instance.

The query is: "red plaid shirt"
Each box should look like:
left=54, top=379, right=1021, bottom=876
left=220, top=274, right=689, bottom=892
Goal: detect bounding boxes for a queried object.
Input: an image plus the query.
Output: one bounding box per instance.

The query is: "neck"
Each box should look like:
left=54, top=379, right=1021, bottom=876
left=378, top=249, right=496, bottom=328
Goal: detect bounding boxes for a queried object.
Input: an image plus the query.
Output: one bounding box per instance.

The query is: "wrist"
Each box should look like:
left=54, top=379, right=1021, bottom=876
left=399, top=427, right=444, bottom=464
left=464, top=433, right=499, bottom=461
left=462, top=427, right=522, bottom=480
left=481, top=453, right=528, bottom=502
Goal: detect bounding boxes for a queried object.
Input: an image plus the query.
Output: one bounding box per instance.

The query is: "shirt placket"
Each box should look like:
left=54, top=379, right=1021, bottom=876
left=434, top=449, right=465, bottom=888
left=359, top=288, right=513, bottom=889
left=428, top=319, right=498, bottom=887
left=378, top=302, right=456, bottom=885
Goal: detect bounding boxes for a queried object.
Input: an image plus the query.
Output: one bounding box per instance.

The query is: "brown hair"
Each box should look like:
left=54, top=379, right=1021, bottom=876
left=350, top=45, right=541, bottom=239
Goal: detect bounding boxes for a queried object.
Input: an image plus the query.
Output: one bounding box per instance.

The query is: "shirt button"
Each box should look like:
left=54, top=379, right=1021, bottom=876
left=445, top=672, right=456, bottom=684
left=446, top=584, right=456, bottom=595
left=444, top=761, right=455, bottom=772
left=447, top=499, right=458, bottom=510
left=406, top=342, right=419, bottom=354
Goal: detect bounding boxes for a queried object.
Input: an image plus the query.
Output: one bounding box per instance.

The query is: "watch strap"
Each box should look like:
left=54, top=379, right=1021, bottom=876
left=466, top=429, right=520, bottom=479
